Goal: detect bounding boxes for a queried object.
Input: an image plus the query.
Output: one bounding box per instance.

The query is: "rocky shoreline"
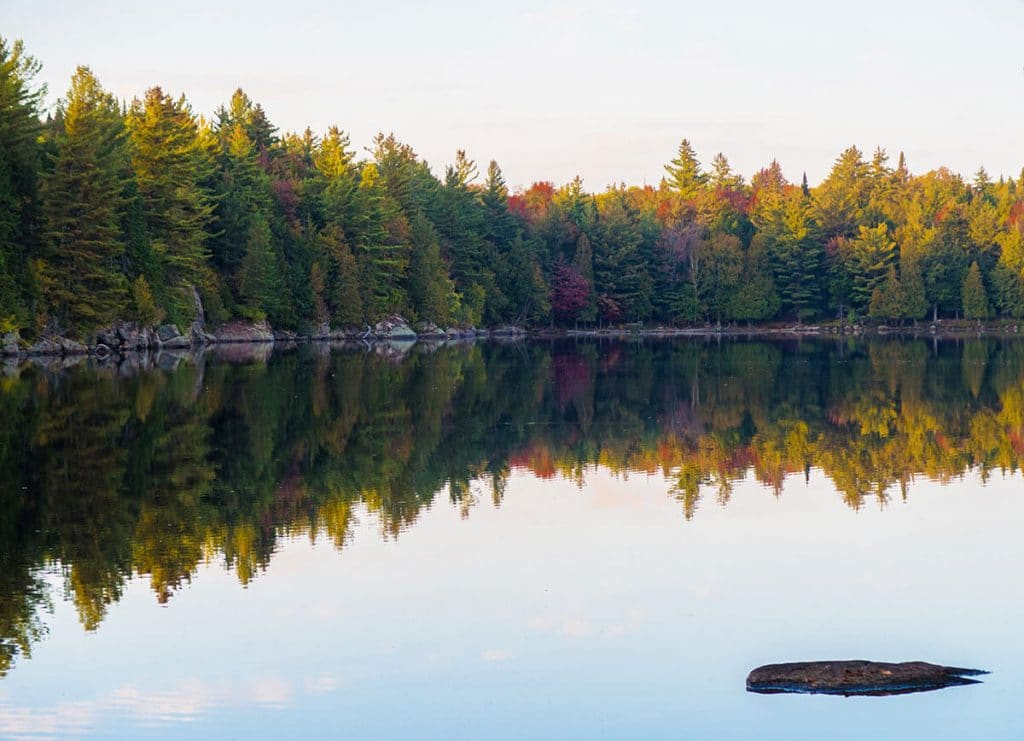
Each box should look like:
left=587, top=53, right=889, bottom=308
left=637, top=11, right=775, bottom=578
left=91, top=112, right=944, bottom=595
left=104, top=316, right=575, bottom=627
left=4, top=316, right=1022, bottom=360
left=0, top=316, right=529, bottom=360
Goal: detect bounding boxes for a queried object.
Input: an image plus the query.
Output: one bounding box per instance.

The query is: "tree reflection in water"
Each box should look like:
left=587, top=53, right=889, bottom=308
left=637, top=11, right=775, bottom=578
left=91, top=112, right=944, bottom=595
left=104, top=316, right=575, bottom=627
left=2, top=337, right=1023, bottom=674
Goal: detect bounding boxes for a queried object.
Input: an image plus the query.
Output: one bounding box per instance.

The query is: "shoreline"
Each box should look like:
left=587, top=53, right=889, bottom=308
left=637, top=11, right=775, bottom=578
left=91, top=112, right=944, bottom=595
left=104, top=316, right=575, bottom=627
left=3, top=318, right=1022, bottom=364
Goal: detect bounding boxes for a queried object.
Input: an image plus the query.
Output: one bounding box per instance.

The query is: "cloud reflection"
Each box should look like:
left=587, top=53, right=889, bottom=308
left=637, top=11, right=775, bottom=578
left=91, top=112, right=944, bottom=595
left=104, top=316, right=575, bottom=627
left=0, top=672, right=335, bottom=737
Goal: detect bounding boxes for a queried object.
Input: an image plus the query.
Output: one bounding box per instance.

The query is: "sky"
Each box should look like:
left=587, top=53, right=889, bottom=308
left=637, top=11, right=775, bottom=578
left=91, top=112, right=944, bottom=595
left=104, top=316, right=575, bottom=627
left=3, top=0, right=1023, bottom=190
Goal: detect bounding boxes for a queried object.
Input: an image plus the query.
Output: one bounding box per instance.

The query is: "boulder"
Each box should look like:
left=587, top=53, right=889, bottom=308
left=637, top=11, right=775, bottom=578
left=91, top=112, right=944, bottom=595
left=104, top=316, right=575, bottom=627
left=492, top=325, right=528, bottom=338
left=156, top=324, right=191, bottom=349
left=415, top=321, right=446, bottom=339
left=2, top=331, right=20, bottom=356
left=115, top=322, right=152, bottom=350
left=58, top=338, right=88, bottom=356
left=746, top=660, right=987, bottom=696
left=373, top=315, right=416, bottom=340
left=27, top=338, right=61, bottom=356
left=156, top=324, right=183, bottom=343
left=212, top=320, right=275, bottom=343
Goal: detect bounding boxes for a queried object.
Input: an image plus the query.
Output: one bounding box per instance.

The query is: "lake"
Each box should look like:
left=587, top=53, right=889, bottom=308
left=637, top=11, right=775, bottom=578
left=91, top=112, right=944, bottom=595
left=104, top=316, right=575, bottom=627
left=1, top=338, right=1022, bottom=739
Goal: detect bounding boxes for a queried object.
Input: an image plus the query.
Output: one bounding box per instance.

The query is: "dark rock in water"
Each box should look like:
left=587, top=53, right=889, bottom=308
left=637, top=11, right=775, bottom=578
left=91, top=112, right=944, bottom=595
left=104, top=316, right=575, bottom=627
left=747, top=660, right=987, bottom=696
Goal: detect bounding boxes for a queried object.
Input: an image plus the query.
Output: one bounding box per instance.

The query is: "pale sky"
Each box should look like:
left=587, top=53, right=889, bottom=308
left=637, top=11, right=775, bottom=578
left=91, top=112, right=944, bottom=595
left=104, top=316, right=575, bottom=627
left=4, top=0, right=1023, bottom=189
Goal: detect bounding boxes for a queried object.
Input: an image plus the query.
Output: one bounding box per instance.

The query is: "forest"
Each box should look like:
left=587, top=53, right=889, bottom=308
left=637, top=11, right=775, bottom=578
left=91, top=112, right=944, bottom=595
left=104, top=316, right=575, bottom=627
left=3, top=36, right=1024, bottom=339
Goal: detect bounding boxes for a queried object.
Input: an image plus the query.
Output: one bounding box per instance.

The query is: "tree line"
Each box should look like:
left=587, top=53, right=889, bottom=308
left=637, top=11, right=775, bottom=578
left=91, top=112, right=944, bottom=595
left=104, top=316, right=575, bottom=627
left=3, top=37, right=1023, bottom=339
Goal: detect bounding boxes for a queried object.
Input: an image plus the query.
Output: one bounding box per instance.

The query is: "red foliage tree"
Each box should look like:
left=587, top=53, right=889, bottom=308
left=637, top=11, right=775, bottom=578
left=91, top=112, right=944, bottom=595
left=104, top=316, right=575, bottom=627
left=550, top=261, right=589, bottom=323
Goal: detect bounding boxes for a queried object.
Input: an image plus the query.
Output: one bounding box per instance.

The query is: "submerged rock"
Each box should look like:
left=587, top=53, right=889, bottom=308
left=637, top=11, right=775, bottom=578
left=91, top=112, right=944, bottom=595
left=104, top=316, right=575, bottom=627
left=746, top=660, right=987, bottom=696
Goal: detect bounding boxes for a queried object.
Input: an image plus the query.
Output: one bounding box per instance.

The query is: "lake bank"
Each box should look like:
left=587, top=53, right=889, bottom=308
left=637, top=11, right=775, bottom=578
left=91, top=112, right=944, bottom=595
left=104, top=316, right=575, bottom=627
left=4, top=316, right=1023, bottom=363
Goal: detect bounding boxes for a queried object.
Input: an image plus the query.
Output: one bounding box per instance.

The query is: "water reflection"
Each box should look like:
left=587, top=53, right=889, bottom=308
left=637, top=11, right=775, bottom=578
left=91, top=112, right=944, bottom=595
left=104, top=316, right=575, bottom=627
left=1, top=337, right=1023, bottom=677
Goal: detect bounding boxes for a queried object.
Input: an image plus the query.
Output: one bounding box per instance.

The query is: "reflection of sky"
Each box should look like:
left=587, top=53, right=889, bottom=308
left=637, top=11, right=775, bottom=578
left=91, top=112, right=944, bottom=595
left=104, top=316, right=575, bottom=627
left=2, top=467, right=1022, bottom=739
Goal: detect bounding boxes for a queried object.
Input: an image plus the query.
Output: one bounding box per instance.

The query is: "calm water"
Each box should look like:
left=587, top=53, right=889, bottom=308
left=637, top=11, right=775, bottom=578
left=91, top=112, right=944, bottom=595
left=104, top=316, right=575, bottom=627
left=1, top=338, right=1023, bottom=739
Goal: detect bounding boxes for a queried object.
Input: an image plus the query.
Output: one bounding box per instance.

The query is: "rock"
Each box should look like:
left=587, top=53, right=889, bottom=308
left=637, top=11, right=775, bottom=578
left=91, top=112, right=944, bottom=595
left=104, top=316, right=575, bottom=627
left=92, top=343, right=113, bottom=359
left=27, top=339, right=61, bottom=356
left=373, top=315, right=416, bottom=340
left=212, top=320, right=275, bottom=343
left=746, top=661, right=987, bottom=696
left=2, top=331, right=20, bottom=356
left=156, top=324, right=183, bottom=343
left=273, top=329, right=299, bottom=342
left=95, top=327, right=119, bottom=348
left=115, top=322, right=152, bottom=350
left=58, top=338, right=88, bottom=356
left=415, top=321, right=446, bottom=339
left=492, top=325, right=528, bottom=338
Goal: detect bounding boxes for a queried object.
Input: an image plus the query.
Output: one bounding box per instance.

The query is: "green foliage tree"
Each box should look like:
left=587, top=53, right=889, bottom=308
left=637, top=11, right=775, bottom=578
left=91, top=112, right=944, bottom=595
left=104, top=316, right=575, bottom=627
left=962, top=261, right=991, bottom=320
left=0, top=37, right=44, bottom=331
left=39, top=67, right=129, bottom=333
left=664, top=139, right=707, bottom=201
left=126, top=87, right=216, bottom=323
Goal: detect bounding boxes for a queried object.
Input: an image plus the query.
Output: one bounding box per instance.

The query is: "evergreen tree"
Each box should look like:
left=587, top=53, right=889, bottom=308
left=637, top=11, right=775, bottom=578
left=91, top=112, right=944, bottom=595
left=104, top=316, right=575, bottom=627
left=849, top=223, right=897, bottom=311
left=315, top=223, right=363, bottom=326
left=39, top=67, right=129, bottom=333
left=407, top=212, right=455, bottom=324
left=0, top=37, right=44, bottom=330
left=237, top=216, right=285, bottom=321
left=664, top=139, right=706, bottom=200
left=962, top=261, right=991, bottom=320
left=126, top=87, right=215, bottom=322
left=899, top=250, right=928, bottom=321
left=868, top=265, right=904, bottom=323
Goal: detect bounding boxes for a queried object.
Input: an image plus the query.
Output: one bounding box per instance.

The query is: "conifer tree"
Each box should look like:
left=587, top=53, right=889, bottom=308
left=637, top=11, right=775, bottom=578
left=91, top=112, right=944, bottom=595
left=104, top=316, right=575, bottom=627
left=315, top=223, right=363, bottom=325
left=126, top=87, right=215, bottom=321
left=899, top=250, right=929, bottom=321
left=868, top=265, right=904, bottom=323
left=39, top=67, right=129, bottom=332
left=962, top=261, right=991, bottom=320
left=0, top=37, right=44, bottom=330
left=849, top=223, right=897, bottom=311
left=664, top=139, right=706, bottom=201
left=407, top=212, right=455, bottom=324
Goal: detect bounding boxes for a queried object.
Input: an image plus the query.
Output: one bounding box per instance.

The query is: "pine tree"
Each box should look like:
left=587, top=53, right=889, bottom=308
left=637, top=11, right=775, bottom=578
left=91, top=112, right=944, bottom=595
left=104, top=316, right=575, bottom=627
left=899, top=250, right=928, bottom=321
left=868, top=265, right=904, bottom=323
left=407, top=212, right=455, bottom=325
left=316, top=223, right=363, bottom=325
left=237, top=216, right=285, bottom=321
left=131, top=275, right=163, bottom=325
left=664, top=139, right=706, bottom=201
left=962, top=261, right=991, bottom=320
left=39, top=67, right=129, bottom=333
left=126, top=87, right=215, bottom=321
left=849, top=223, right=897, bottom=311
left=0, top=37, right=44, bottom=331
left=730, top=238, right=780, bottom=322
left=353, top=163, right=409, bottom=319
left=771, top=192, right=823, bottom=320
